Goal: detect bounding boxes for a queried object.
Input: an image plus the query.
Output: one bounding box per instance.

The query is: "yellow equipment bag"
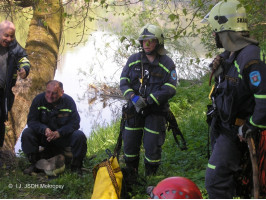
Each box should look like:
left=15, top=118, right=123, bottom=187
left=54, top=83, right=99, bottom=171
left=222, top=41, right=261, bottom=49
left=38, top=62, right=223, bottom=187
left=91, top=154, right=123, bottom=199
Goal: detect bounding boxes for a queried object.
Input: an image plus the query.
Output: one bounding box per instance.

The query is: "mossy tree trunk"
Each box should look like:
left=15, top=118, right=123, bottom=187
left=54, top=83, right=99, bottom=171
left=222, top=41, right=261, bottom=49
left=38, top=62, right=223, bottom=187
left=3, top=0, right=63, bottom=151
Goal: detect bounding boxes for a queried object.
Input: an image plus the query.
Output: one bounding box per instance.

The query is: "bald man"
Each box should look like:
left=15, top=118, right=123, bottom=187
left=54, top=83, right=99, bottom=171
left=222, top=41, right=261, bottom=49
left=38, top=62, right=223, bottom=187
left=21, top=80, right=87, bottom=175
left=0, top=20, right=30, bottom=148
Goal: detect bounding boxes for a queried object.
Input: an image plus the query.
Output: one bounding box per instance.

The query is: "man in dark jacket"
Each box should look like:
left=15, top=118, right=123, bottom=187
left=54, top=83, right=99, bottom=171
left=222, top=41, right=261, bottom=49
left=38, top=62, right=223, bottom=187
left=202, top=0, right=266, bottom=198
left=21, top=80, right=87, bottom=175
left=120, top=24, right=177, bottom=177
left=0, top=20, right=30, bottom=148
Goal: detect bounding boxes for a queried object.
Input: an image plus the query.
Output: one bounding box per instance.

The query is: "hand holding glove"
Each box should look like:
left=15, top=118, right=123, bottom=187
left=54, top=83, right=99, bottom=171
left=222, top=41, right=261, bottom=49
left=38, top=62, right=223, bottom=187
left=131, top=95, right=147, bottom=113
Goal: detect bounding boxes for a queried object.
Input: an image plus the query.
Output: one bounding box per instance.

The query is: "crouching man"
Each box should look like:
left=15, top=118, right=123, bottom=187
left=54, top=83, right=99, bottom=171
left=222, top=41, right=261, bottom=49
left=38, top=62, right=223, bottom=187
left=21, top=80, right=87, bottom=175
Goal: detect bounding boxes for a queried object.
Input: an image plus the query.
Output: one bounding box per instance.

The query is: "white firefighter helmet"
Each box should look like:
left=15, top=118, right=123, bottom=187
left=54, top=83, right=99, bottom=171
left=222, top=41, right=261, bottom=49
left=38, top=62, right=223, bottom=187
left=202, top=0, right=248, bottom=33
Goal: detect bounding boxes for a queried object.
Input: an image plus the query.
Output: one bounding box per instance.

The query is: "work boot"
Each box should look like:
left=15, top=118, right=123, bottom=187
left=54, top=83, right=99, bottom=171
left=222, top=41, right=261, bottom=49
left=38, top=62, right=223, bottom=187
left=122, top=160, right=146, bottom=197
left=125, top=157, right=139, bottom=174
left=23, top=164, right=39, bottom=175
left=123, top=159, right=145, bottom=186
left=71, top=158, right=83, bottom=175
left=123, top=166, right=138, bottom=184
left=145, top=164, right=159, bottom=177
left=23, top=153, right=40, bottom=175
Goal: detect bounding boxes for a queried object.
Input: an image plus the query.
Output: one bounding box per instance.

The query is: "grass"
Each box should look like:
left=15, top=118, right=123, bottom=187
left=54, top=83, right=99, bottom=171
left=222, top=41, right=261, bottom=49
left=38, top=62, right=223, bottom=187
left=0, top=75, right=212, bottom=199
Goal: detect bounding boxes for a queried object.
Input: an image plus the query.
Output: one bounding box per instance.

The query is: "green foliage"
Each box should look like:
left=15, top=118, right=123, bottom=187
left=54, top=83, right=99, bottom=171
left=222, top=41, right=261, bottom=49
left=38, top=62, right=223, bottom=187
left=1, top=0, right=264, bottom=55
left=86, top=121, right=119, bottom=157
left=240, top=0, right=266, bottom=50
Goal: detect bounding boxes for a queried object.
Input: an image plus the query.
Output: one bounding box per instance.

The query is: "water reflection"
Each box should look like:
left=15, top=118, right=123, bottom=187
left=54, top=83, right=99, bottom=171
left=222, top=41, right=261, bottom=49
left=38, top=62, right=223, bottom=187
left=55, top=31, right=126, bottom=137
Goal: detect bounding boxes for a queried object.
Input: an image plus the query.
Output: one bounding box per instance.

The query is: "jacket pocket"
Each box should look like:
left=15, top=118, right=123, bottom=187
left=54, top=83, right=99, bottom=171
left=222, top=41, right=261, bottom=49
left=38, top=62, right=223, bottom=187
left=56, top=112, right=71, bottom=126
left=215, top=77, right=238, bottom=123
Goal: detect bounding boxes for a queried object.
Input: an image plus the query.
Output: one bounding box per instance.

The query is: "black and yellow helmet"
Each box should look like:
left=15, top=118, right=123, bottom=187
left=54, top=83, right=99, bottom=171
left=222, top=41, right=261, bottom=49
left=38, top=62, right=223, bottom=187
left=202, top=0, right=248, bottom=33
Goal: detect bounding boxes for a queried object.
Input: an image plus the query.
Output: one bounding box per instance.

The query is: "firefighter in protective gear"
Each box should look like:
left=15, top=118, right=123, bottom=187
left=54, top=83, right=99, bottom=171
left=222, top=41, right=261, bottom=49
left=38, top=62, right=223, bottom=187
left=147, top=176, right=202, bottom=199
left=21, top=80, right=87, bottom=175
left=202, top=0, right=266, bottom=198
left=120, top=24, right=177, bottom=177
left=0, top=20, right=30, bottom=148
left=138, top=24, right=168, bottom=56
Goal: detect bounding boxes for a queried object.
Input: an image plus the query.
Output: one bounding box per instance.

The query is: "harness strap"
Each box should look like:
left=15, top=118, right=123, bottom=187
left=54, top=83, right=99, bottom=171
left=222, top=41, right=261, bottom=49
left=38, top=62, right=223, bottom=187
left=92, top=158, right=121, bottom=198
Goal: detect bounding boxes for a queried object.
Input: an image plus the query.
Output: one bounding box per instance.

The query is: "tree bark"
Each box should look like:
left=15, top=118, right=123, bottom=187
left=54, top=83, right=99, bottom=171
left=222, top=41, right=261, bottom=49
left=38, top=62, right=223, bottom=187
left=3, top=0, right=63, bottom=151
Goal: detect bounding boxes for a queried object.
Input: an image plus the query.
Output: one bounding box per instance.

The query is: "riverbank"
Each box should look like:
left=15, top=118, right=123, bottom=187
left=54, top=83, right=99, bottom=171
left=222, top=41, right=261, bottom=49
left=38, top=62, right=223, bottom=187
left=0, top=75, right=211, bottom=199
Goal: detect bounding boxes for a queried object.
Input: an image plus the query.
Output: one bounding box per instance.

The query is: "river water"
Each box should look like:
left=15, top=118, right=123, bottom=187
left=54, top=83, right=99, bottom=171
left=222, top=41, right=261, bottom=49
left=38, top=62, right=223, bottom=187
left=55, top=31, right=126, bottom=136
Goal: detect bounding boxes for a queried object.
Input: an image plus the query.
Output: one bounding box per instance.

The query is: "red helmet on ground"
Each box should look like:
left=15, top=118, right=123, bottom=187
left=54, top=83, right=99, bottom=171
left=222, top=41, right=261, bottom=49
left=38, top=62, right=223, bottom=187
left=151, top=176, right=202, bottom=199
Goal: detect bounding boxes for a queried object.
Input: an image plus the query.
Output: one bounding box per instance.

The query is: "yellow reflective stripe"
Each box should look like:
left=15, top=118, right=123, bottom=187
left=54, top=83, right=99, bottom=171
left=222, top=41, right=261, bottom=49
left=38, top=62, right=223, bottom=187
left=19, top=63, right=30, bottom=68
left=249, top=116, right=266, bottom=129
left=145, top=155, right=160, bottom=163
left=123, top=88, right=134, bottom=96
left=254, top=94, right=266, bottom=99
left=164, top=83, right=176, bottom=90
left=129, top=60, right=141, bottom=67
left=120, top=77, right=130, bottom=83
left=208, top=163, right=216, bottom=169
left=125, top=126, right=143, bottom=131
left=59, top=109, right=72, bottom=112
left=18, top=57, right=29, bottom=63
left=125, top=153, right=138, bottom=158
left=144, top=127, right=159, bottom=134
left=150, top=94, right=160, bottom=105
left=234, top=61, right=242, bottom=79
left=158, top=63, right=170, bottom=73
left=260, top=50, right=266, bottom=63
left=38, top=106, right=50, bottom=111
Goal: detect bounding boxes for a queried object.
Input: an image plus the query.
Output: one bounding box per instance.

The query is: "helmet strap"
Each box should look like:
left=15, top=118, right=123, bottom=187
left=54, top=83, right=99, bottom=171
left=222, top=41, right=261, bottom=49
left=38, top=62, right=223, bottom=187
left=215, top=33, right=223, bottom=49
left=145, top=50, right=156, bottom=55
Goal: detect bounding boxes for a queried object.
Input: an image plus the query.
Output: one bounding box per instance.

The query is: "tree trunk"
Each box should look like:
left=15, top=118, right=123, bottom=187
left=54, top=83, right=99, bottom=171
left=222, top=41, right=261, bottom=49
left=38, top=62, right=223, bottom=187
left=3, top=0, right=63, bottom=151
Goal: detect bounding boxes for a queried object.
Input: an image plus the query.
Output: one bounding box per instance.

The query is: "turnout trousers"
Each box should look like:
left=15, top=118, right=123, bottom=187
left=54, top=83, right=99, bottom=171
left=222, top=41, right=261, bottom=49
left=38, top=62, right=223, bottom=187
left=123, top=113, right=166, bottom=167
left=205, top=127, right=242, bottom=199
left=21, top=127, right=87, bottom=162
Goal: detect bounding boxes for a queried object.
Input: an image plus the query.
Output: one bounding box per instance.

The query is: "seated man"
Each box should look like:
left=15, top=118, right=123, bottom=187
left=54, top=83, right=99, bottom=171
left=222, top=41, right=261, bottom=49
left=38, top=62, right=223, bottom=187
left=21, top=80, right=87, bottom=175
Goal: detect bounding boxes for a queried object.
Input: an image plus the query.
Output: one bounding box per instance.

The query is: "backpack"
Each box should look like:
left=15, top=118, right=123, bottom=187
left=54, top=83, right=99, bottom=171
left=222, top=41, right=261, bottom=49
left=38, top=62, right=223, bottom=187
left=91, top=149, right=123, bottom=199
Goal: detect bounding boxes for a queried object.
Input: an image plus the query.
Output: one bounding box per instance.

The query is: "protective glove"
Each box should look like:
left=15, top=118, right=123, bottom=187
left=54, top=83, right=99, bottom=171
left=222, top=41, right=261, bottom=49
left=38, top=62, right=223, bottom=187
left=131, top=95, right=147, bottom=113
left=238, top=124, right=252, bottom=142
